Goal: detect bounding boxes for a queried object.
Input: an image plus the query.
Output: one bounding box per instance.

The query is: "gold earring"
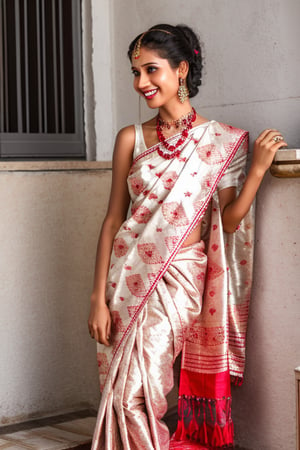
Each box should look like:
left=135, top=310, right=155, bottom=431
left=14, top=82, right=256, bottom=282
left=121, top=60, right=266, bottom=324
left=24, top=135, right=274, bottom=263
left=177, top=78, right=189, bottom=103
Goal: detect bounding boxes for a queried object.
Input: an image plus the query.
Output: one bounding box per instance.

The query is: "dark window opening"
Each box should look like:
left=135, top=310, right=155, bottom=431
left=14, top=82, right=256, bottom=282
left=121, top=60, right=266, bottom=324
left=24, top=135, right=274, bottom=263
left=0, top=0, right=85, bottom=159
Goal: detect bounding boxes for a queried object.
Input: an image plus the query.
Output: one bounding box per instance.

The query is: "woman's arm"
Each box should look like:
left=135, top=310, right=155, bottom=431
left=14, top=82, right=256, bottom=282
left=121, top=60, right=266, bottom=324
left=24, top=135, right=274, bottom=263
left=219, top=129, right=287, bottom=233
left=88, top=125, right=135, bottom=345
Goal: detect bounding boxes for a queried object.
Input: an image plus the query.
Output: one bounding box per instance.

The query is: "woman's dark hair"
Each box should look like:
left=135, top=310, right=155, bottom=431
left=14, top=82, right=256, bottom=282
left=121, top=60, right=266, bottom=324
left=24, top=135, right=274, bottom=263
left=128, top=24, right=203, bottom=98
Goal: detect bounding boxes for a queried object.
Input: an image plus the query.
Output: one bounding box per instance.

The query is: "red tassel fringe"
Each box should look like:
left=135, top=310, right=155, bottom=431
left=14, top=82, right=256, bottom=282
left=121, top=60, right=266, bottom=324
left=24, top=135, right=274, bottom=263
left=173, top=395, right=234, bottom=448
left=230, top=375, right=244, bottom=387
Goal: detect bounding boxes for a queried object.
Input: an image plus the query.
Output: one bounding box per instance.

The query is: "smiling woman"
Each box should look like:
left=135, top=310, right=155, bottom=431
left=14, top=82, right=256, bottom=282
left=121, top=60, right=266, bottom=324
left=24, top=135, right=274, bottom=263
left=88, top=23, right=287, bottom=450
left=131, top=49, right=186, bottom=109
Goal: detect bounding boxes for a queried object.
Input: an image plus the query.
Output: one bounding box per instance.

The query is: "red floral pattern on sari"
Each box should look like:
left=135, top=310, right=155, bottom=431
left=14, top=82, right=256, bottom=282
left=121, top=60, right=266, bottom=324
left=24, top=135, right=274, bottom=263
left=162, top=202, right=189, bottom=227
left=126, top=274, right=147, bottom=297
left=137, top=243, right=163, bottom=264
left=197, top=143, right=226, bottom=164
left=161, top=171, right=178, bottom=190
left=130, top=176, right=144, bottom=195
left=111, top=311, right=126, bottom=333
left=113, top=237, right=129, bottom=258
left=132, top=205, right=152, bottom=224
left=206, top=260, right=224, bottom=280
left=164, top=236, right=180, bottom=252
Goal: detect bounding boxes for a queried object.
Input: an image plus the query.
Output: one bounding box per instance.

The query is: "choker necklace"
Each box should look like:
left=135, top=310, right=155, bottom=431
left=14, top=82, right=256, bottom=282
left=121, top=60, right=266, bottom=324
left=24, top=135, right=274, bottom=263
left=155, top=107, right=196, bottom=160
left=158, top=108, right=196, bottom=130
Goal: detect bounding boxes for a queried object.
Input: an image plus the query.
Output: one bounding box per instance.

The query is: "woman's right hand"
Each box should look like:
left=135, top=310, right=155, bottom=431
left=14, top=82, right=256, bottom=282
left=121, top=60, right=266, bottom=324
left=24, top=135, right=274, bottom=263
left=251, top=128, right=288, bottom=177
left=88, top=300, right=111, bottom=346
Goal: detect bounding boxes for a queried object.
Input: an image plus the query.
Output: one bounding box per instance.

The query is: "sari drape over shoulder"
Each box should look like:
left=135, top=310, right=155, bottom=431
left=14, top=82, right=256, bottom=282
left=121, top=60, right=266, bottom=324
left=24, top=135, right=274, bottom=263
left=92, top=121, right=254, bottom=449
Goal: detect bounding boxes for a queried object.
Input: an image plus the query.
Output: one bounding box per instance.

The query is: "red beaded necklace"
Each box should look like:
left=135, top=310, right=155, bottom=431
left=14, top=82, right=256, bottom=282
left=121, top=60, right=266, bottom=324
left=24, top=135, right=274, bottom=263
left=155, top=107, right=196, bottom=160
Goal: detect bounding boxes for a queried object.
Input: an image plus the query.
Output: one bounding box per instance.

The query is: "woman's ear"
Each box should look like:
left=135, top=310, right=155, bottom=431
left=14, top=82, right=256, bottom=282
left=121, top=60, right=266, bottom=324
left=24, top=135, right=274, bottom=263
left=178, top=60, right=189, bottom=79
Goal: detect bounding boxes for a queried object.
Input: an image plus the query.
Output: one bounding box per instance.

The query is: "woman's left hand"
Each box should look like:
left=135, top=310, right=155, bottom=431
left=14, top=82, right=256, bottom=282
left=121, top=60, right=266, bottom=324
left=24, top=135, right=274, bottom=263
left=251, top=129, right=288, bottom=178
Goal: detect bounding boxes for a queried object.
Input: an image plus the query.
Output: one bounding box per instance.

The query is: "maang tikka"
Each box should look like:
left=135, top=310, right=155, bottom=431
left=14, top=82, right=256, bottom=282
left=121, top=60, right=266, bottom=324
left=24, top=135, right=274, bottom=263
left=133, top=28, right=173, bottom=59
left=178, top=78, right=189, bottom=103
left=133, top=33, right=146, bottom=59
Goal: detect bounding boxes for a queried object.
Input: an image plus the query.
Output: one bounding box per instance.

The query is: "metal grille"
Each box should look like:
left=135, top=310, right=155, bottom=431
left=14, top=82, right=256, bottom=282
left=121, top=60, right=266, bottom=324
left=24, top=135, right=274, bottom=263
left=0, top=0, right=84, bottom=158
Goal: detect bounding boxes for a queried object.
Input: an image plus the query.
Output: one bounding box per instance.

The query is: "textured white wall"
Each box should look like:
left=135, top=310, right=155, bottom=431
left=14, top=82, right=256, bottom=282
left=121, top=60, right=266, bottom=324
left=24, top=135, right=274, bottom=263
left=90, top=0, right=116, bottom=161
left=91, top=1, right=300, bottom=449
left=110, top=0, right=300, bottom=140
left=233, top=174, right=300, bottom=449
left=0, top=169, right=111, bottom=425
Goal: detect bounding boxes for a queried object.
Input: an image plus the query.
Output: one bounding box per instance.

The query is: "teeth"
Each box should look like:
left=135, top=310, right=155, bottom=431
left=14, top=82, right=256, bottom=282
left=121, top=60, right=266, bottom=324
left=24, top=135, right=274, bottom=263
left=144, top=89, right=157, bottom=97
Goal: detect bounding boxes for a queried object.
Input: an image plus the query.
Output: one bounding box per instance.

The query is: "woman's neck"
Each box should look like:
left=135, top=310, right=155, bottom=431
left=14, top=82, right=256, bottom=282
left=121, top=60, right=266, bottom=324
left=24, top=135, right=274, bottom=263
left=158, top=101, right=194, bottom=124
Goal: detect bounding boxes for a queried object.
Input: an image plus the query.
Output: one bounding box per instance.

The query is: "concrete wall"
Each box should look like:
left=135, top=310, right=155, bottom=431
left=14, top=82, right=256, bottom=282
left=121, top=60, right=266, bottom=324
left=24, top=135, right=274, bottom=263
left=0, top=166, right=111, bottom=425
left=0, top=0, right=112, bottom=427
left=234, top=173, right=300, bottom=449
left=89, top=0, right=116, bottom=161
left=102, top=1, right=300, bottom=449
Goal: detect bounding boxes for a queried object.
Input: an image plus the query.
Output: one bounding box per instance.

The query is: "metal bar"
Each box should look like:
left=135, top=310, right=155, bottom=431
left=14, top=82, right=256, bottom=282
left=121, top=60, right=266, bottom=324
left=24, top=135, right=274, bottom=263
left=3, top=0, right=9, bottom=131
left=52, top=0, right=59, bottom=132
left=72, top=0, right=82, bottom=137
left=58, top=0, right=65, bottom=133
left=0, top=0, right=4, bottom=132
left=23, top=0, right=29, bottom=132
left=36, top=0, right=42, bottom=132
left=40, top=0, right=47, bottom=132
left=14, top=0, right=23, bottom=132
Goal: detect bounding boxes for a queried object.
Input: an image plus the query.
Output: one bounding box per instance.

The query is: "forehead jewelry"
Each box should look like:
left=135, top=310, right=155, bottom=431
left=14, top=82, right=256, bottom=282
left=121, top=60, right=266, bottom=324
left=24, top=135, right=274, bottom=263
left=133, top=33, right=146, bottom=60
left=133, top=29, right=173, bottom=59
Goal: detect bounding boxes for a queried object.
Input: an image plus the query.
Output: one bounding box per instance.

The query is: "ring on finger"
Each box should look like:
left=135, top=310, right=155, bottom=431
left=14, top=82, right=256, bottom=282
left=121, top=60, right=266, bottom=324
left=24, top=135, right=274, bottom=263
left=272, top=135, right=283, bottom=143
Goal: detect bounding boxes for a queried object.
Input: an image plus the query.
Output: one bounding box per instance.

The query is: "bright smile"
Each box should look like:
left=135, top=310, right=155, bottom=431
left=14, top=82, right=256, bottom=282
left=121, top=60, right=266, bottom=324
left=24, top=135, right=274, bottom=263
left=143, top=89, right=158, bottom=99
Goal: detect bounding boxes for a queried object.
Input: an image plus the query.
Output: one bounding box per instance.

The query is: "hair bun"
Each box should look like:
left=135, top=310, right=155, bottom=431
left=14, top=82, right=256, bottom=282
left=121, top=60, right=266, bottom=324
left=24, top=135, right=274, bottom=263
left=175, top=25, right=203, bottom=97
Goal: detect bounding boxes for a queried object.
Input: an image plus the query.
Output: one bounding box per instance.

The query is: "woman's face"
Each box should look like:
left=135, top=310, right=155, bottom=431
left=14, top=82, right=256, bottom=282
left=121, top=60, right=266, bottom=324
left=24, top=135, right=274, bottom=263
left=131, top=47, right=180, bottom=109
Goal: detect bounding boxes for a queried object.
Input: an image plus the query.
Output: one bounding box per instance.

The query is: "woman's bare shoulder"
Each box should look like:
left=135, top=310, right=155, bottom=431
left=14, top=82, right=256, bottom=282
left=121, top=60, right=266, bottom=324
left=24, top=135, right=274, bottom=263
left=115, top=124, right=136, bottom=147
left=116, top=119, right=157, bottom=152
left=111, top=125, right=136, bottom=165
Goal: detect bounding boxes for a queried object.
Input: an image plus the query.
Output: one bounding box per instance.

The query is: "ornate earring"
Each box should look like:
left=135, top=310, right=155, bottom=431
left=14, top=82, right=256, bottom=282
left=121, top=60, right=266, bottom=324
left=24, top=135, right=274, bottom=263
left=177, top=78, right=189, bottom=103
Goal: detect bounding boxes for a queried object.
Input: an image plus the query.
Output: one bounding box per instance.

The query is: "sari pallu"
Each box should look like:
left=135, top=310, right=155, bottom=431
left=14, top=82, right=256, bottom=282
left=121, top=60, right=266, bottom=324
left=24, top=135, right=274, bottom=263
left=92, top=121, right=254, bottom=449
left=173, top=189, right=254, bottom=448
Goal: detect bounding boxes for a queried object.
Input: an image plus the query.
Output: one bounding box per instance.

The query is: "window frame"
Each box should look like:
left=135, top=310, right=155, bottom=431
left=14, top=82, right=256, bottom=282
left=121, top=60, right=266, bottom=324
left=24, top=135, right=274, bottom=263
left=0, top=0, right=85, bottom=159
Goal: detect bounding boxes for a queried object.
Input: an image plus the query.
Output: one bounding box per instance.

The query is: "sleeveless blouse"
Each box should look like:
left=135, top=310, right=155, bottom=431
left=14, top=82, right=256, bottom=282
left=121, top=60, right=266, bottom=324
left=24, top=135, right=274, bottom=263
left=133, top=123, right=243, bottom=191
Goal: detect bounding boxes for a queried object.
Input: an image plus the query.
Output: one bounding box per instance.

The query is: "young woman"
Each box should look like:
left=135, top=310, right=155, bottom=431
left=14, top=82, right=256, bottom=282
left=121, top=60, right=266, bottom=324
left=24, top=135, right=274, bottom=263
left=88, top=24, right=287, bottom=449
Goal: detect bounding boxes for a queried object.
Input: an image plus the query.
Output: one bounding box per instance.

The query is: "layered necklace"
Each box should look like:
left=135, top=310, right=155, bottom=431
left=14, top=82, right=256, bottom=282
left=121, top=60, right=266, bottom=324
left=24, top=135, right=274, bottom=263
left=155, top=107, right=196, bottom=160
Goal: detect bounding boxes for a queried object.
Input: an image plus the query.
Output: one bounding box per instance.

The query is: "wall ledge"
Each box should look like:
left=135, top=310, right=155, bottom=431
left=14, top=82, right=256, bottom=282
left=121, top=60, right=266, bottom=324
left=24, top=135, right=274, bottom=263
left=0, top=161, right=112, bottom=172
left=270, top=149, right=300, bottom=178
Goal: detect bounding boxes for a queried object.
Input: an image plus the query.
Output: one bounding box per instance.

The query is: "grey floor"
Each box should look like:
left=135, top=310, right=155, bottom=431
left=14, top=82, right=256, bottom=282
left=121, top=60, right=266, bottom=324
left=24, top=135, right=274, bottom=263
left=0, top=410, right=96, bottom=450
